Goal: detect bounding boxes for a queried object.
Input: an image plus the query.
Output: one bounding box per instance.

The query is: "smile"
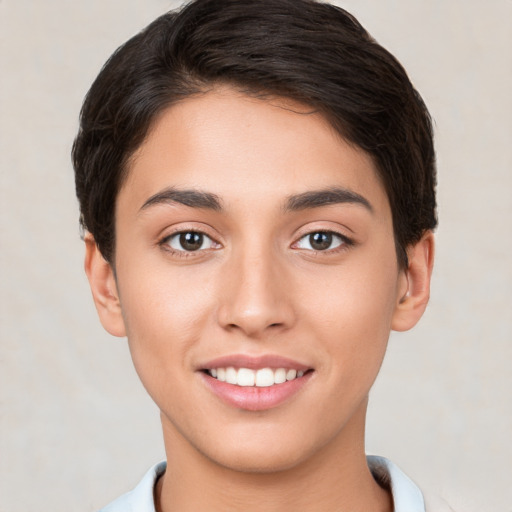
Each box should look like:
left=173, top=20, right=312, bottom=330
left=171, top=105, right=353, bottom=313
left=207, top=367, right=306, bottom=387
left=201, top=363, right=313, bottom=411
left=199, top=355, right=313, bottom=410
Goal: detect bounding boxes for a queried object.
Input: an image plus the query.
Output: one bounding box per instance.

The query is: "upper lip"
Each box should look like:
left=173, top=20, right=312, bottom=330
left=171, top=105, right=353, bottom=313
left=198, top=354, right=312, bottom=371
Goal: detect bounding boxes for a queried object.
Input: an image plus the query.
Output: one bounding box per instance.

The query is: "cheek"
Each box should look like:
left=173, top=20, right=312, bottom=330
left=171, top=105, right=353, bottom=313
left=115, top=260, right=216, bottom=384
left=297, top=250, right=399, bottom=370
left=302, top=261, right=398, bottom=330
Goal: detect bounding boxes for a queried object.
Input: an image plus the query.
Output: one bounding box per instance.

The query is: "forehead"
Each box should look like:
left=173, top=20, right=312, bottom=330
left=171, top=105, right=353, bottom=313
left=119, top=87, right=389, bottom=216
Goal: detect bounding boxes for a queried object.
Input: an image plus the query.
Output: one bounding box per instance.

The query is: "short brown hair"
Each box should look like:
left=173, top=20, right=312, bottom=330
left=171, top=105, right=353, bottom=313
left=72, top=0, right=437, bottom=267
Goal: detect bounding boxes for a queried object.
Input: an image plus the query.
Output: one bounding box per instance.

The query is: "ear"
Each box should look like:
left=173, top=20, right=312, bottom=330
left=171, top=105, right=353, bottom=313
left=84, top=233, right=126, bottom=337
left=391, top=231, right=435, bottom=332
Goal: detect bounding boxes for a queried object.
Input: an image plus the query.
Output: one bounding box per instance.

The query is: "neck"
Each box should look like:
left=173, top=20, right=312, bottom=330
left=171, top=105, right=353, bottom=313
left=155, top=400, right=392, bottom=512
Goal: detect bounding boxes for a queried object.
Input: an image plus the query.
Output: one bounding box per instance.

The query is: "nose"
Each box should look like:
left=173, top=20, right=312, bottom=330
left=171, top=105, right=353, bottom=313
left=216, top=247, right=296, bottom=338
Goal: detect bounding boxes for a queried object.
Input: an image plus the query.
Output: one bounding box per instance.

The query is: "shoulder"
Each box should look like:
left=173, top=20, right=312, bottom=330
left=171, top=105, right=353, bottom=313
left=98, top=461, right=167, bottom=512
left=423, top=492, right=458, bottom=512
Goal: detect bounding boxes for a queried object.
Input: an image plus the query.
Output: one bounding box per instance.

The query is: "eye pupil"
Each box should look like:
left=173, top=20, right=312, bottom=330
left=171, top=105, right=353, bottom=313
left=309, top=232, right=332, bottom=250
left=180, top=232, right=203, bottom=251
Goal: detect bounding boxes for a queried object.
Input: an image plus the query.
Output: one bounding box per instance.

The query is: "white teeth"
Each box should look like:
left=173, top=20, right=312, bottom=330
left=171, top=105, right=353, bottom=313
left=286, top=369, right=297, bottom=381
left=225, top=367, right=237, bottom=385
left=237, top=368, right=255, bottom=387
left=274, top=368, right=286, bottom=384
left=208, top=366, right=307, bottom=387
left=255, top=368, right=274, bottom=387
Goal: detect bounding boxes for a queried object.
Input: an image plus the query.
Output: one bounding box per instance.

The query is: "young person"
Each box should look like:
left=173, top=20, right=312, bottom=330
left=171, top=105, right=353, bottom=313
left=72, top=0, right=440, bottom=510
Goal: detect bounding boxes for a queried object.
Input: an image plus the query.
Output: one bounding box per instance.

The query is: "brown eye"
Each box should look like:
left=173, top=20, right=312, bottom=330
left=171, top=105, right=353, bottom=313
left=179, top=232, right=203, bottom=251
left=309, top=232, right=333, bottom=251
left=166, top=231, right=217, bottom=252
left=295, top=231, right=346, bottom=251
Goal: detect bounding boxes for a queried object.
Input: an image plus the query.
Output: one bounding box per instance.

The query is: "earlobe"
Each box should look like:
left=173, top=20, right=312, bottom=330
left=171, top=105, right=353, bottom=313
left=84, top=233, right=126, bottom=337
left=391, top=231, right=435, bottom=332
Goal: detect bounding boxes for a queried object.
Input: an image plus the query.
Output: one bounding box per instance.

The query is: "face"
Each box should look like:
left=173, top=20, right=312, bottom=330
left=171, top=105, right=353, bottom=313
left=101, top=88, right=415, bottom=472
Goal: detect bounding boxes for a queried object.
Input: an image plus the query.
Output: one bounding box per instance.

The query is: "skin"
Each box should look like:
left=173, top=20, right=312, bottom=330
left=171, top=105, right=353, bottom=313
left=85, top=87, right=434, bottom=512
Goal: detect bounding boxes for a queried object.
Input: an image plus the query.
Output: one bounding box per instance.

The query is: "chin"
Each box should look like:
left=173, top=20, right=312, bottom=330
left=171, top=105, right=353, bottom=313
left=209, top=445, right=310, bottom=474
left=195, top=425, right=326, bottom=475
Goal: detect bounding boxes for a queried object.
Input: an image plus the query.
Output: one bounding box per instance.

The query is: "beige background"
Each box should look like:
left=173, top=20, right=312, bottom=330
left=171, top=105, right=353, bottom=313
left=1, top=0, right=511, bottom=511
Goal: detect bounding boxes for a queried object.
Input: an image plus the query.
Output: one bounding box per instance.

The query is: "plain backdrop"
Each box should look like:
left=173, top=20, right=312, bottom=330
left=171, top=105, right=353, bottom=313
left=1, top=1, right=511, bottom=511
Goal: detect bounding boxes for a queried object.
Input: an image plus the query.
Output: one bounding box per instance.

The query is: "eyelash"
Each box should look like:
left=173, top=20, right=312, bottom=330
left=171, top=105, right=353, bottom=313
left=159, top=229, right=354, bottom=257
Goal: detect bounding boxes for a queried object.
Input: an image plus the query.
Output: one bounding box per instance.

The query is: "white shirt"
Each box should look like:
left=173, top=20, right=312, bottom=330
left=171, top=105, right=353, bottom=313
left=99, top=456, right=426, bottom=512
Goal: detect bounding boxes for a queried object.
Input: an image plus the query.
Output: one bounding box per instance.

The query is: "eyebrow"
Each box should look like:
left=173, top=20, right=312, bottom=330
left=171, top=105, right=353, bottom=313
left=284, top=187, right=373, bottom=213
left=139, top=185, right=372, bottom=215
left=139, top=187, right=222, bottom=212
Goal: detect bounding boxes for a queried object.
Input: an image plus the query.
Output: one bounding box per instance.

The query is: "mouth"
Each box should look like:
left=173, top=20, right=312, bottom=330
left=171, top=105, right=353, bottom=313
left=198, top=356, right=314, bottom=411
left=203, top=367, right=310, bottom=387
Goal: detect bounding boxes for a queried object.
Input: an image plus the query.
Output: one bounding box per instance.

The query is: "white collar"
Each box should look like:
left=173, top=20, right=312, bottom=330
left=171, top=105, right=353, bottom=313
left=367, top=455, right=426, bottom=512
left=100, top=456, right=425, bottom=512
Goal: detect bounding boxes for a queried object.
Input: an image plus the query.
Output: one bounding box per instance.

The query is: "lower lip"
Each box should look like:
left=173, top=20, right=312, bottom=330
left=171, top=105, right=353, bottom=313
left=200, top=372, right=313, bottom=411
